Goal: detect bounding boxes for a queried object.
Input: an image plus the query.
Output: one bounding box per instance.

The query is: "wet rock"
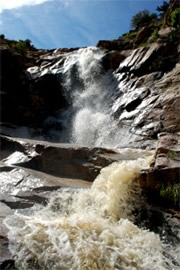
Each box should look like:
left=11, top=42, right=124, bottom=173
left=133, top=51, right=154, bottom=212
left=0, top=134, right=154, bottom=267
left=118, top=41, right=178, bottom=75
left=0, top=135, right=27, bottom=160
left=0, top=135, right=154, bottom=184
left=117, top=47, right=147, bottom=72
left=1, top=36, right=179, bottom=149
left=139, top=133, right=180, bottom=208
left=0, top=134, right=179, bottom=265
left=0, top=135, right=125, bottom=181
left=132, top=43, right=165, bottom=74
left=111, top=59, right=180, bottom=146
left=0, top=203, right=14, bottom=266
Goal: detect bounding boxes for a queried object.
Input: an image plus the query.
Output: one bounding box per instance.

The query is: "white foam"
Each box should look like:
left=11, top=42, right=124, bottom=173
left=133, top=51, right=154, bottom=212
left=4, top=157, right=179, bottom=269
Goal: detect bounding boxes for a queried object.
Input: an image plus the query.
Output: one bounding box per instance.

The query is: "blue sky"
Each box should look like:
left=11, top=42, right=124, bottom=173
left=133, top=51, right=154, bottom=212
left=0, top=0, right=167, bottom=49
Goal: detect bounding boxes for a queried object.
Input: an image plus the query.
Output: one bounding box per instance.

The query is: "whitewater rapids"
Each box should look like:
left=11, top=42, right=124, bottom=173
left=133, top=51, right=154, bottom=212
left=4, top=156, right=180, bottom=270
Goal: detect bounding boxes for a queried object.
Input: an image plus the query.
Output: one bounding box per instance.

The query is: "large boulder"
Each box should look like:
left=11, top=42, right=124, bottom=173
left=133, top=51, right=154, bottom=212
left=139, top=133, right=180, bottom=208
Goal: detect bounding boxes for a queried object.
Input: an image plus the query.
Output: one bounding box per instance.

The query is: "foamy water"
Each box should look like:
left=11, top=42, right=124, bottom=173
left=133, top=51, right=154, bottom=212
left=4, top=157, right=180, bottom=270
left=43, top=47, right=125, bottom=148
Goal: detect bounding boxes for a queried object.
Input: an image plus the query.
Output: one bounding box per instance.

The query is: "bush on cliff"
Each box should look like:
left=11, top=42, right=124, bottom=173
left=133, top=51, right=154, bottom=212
left=131, top=10, right=158, bottom=29
left=0, top=35, right=36, bottom=56
left=14, top=39, right=35, bottom=55
left=156, top=1, right=169, bottom=18
left=170, top=8, right=180, bottom=27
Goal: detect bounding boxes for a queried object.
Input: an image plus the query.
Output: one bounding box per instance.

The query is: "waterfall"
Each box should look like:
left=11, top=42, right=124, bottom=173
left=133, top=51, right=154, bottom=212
left=4, top=157, right=180, bottom=270
left=49, top=47, right=123, bottom=147
left=3, top=47, right=179, bottom=270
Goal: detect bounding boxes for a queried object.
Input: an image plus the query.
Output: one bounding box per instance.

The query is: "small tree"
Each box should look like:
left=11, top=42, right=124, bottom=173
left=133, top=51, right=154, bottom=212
left=156, top=1, right=169, bottom=18
left=131, top=10, right=158, bottom=29
left=171, top=8, right=180, bottom=27
left=0, top=34, right=5, bottom=39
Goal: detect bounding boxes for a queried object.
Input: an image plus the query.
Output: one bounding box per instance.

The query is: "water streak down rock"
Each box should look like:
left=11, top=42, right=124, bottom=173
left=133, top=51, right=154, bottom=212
left=1, top=37, right=180, bottom=148
left=0, top=10, right=180, bottom=267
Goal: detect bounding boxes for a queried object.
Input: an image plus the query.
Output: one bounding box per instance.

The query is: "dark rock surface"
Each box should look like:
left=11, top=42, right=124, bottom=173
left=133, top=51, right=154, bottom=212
left=97, top=39, right=133, bottom=51
left=0, top=48, right=68, bottom=127
left=134, top=26, right=154, bottom=45
left=139, top=133, right=180, bottom=208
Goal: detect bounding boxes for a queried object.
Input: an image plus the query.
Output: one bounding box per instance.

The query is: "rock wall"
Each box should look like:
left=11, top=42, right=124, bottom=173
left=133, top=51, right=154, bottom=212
left=1, top=30, right=179, bottom=148
left=0, top=48, right=68, bottom=127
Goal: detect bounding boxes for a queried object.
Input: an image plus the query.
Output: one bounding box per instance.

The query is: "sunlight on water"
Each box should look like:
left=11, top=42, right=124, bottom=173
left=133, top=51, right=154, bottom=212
left=70, top=48, right=120, bottom=148
left=50, top=47, right=123, bottom=147
left=4, top=157, right=179, bottom=270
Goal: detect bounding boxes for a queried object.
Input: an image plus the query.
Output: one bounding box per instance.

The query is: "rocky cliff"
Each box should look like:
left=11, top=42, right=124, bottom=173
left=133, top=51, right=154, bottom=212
left=0, top=3, right=179, bottom=147
left=0, top=1, right=180, bottom=268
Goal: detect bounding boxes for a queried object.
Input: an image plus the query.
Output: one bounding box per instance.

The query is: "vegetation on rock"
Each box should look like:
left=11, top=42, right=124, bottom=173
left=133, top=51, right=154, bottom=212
left=0, top=35, right=36, bottom=56
left=160, top=183, right=180, bottom=207
left=130, top=9, right=158, bottom=29
left=156, top=1, right=169, bottom=18
left=118, top=0, right=179, bottom=50
left=170, top=7, right=180, bottom=27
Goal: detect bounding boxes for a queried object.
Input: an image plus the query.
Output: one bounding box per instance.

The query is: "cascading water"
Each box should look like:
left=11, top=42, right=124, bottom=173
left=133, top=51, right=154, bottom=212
left=3, top=47, right=180, bottom=269
left=4, top=157, right=180, bottom=270
left=48, top=47, right=123, bottom=147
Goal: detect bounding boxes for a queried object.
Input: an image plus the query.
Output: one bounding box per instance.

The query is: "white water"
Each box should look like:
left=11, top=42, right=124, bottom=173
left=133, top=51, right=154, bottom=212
left=51, top=47, right=125, bottom=147
left=3, top=48, right=179, bottom=269
left=4, top=156, right=180, bottom=270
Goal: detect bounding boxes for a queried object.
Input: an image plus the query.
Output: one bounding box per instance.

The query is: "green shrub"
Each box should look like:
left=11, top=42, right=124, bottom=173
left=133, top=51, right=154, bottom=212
left=138, top=42, right=150, bottom=48
left=119, top=30, right=137, bottom=41
left=166, top=151, right=180, bottom=160
left=170, top=8, right=180, bottom=27
left=14, top=39, right=35, bottom=55
left=156, top=1, right=169, bottom=18
left=166, top=28, right=180, bottom=42
left=160, top=183, right=180, bottom=207
left=151, top=28, right=159, bottom=38
left=14, top=40, right=28, bottom=55
left=131, top=10, right=158, bottom=29
left=0, top=34, right=5, bottom=39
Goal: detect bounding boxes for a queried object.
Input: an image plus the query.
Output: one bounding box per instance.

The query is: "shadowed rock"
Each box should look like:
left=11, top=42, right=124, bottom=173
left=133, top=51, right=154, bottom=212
left=139, top=133, right=180, bottom=208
